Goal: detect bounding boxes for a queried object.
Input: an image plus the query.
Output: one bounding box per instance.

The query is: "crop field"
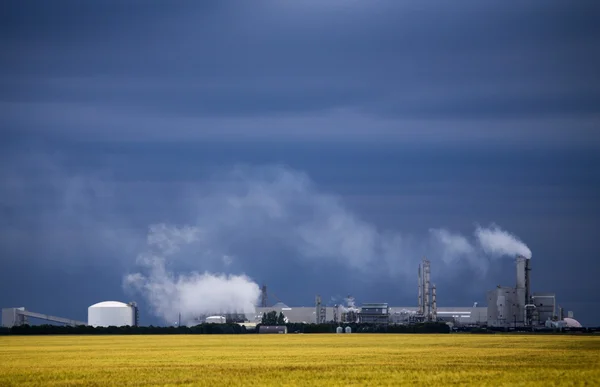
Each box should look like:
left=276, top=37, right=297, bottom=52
left=1, top=334, right=599, bottom=386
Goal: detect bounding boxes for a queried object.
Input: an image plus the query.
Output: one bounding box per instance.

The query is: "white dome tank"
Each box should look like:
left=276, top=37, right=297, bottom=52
left=88, top=301, right=135, bottom=327
left=205, top=316, right=226, bottom=324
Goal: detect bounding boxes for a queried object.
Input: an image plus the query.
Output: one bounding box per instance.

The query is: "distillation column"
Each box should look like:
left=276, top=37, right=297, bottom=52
left=418, top=264, right=423, bottom=315
left=424, top=258, right=431, bottom=320
left=432, top=284, right=437, bottom=322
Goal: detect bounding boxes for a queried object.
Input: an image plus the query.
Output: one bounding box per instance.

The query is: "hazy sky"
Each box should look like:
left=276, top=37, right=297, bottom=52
left=1, top=1, right=599, bottom=326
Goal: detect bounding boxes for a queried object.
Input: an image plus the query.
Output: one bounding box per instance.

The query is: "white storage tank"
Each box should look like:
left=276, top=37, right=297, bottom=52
left=205, top=316, right=226, bottom=324
left=88, top=301, right=135, bottom=327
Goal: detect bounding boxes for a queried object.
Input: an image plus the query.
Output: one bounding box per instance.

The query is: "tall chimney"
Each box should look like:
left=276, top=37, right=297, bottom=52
left=524, top=258, right=531, bottom=305
left=516, top=255, right=526, bottom=290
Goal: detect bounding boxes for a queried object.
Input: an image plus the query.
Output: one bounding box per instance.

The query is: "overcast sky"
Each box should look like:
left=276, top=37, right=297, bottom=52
left=1, top=1, right=599, bottom=326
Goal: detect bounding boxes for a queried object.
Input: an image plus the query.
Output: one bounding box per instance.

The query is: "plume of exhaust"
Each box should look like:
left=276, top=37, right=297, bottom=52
left=429, top=224, right=532, bottom=273
left=475, top=224, right=532, bottom=259
left=122, top=165, right=532, bottom=322
left=124, top=223, right=261, bottom=326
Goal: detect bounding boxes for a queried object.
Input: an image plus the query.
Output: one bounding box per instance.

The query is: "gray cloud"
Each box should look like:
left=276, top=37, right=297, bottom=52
left=1, top=1, right=598, bottom=145
left=120, top=164, right=533, bottom=323
left=1, top=142, right=598, bottom=323
left=2, top=101, right=597, bottom=147
left=0, top=151, right=144, bottom=269
left=1, top=0, right=599, bottom=324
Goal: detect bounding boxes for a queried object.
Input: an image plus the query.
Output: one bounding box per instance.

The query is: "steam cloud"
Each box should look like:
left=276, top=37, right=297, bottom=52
left=475, top=225, right=532, bottom=259
left=123, top=165, right=532, bottom=324
left=124, top=224, right=261, bottom=326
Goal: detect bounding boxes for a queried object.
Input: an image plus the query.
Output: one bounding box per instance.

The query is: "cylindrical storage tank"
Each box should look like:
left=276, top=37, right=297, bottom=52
left=345, top=326, right=352, bottom=334
left=336, top=326, right=343, bottom=334
left=205, top=316, right=226, bottom=324
left=88, top=301, right=135, bottom=327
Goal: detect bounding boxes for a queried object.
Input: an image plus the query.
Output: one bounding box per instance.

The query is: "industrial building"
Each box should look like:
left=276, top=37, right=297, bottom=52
left=1, top=256, right=582, bottom=329
left=358, top=303, right=390, bottom=325
left=254, top=304, right=488, bottom=326
left=255, top=255, right=580, bottom=329
left=485, top=255, right=573, bottom=329
left=259, top=325, right=288, bottom=334
left=1, top=307, right=86, bottom=328
left=2, top=300, right=139, bottom=328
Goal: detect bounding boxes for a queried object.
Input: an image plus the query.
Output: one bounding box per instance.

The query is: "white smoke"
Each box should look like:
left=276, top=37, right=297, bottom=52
left=429, top=224, right=533, bottom=268
left=122, top=165, right=532, bottom=323
left=475, top=224, right=532, bottom=259
left=125, top=223, right=261, bottom=326
left=429, top=228, right=475, bottom=261
left=428, top=228, right=487, bottom=273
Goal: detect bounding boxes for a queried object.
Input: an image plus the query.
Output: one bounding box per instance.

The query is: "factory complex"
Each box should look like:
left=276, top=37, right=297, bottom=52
left=254, top=255, right=580, bottom=330
left=1, top=255, right=582, bottom=330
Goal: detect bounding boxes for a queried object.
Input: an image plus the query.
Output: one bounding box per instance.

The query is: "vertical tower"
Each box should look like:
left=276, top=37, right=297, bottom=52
left=418, top=257, right=432, bottom=320
left=315, top=295, right=322, bottom=324
left=524, top=258, right=531, bottom=306
left=432, top=284, right=437, bottom=322
left=558, top=306, right=564, bottom=320
left=516, top=255, right=526, bottom=290
left=515, top=255, right=526, bottom=324
left=423, top=258, right=431, bottom=319
left=417, top=265, right=423, bottom=315
left=516, top=255, right=532, bottom=325
left=128, top=301, right=139, bottom=327
left=260, top=284, right=268, bottom=308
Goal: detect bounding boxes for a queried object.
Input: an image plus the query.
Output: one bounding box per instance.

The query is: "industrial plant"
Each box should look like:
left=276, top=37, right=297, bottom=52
left=2, top=301, right=139, bottom=329
left=252, top=255, right=581, bottom=330
left=1, top=255, right=582, bottom=330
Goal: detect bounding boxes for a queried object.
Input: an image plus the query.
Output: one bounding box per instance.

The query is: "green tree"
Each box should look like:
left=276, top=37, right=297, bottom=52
left=277, top=311, right=285, bottom=325
left=261, top=311, right=278, bottom=325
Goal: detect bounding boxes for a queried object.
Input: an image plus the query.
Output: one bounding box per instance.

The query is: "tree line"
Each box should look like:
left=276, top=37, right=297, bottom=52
left=2, top=321, right=453, bottom=335
left=4, top=323, right=248, bottom=335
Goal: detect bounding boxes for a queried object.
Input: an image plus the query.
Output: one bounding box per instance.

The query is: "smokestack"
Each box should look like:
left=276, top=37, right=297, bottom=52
left=432, top=284, right=437, bottom=322
left=525, top=258, right=531, bottom=306
left=516, top=255, right=526, bottom=290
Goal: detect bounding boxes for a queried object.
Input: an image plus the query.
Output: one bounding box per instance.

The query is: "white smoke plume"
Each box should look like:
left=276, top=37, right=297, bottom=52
left=429, top=224, right=532, bottom=267
left=125, top=223, right=261, bottom=326
left=475, top=224, right=532, bottom=259
left=122, top=165, right=532, bottom=324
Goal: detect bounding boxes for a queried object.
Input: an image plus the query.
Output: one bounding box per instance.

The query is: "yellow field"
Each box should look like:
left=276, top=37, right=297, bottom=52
left=0, top=334, right=599, bottom=386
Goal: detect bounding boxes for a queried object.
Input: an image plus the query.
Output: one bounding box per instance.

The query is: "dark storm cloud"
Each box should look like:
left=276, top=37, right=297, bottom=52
left=1, top=1, right=600, bottom=326
left=1, top=0, right=599, bottom=144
